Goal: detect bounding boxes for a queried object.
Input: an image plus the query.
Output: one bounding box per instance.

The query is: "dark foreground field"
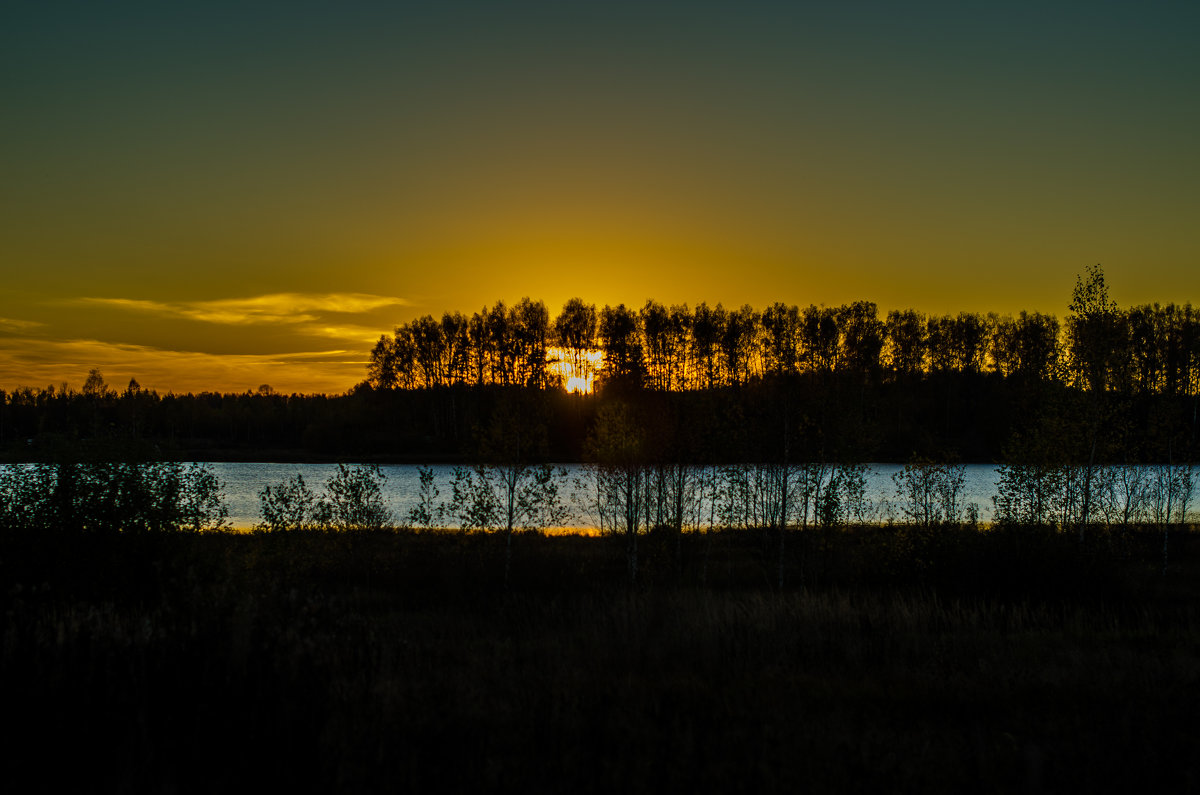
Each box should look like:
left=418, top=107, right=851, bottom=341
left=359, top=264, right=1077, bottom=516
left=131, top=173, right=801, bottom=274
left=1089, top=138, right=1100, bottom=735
left=3, top=525, right=1199, bottom=794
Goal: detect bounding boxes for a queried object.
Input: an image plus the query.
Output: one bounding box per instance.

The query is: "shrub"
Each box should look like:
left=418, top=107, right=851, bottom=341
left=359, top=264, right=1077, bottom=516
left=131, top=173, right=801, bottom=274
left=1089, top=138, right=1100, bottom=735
left=258, top=464, right=391, bottom=531
left=0, top=461, right=228, bottom=537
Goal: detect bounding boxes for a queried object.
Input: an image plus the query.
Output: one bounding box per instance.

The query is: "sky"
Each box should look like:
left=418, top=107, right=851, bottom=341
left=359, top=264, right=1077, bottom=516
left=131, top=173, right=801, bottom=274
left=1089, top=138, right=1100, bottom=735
left=2, top=1, right=1198, bottom=394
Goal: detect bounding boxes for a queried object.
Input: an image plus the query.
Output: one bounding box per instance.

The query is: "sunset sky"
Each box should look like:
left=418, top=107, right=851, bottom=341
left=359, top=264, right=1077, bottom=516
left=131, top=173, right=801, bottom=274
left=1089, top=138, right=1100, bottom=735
left=2, top=1, right=1198, bottom=394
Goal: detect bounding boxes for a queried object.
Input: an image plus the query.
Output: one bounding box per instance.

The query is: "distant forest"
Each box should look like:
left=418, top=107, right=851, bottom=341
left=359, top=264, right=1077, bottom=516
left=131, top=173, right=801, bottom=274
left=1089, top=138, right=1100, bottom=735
left=2, top=267, right=1197, bottom=463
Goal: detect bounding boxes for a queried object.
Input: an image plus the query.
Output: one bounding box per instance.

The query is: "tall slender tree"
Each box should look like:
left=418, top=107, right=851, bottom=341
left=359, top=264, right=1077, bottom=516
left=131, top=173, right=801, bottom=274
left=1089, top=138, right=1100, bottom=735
left=598, top=304, right=646, bottom=389
left=554, top=297, right=599, bottom=387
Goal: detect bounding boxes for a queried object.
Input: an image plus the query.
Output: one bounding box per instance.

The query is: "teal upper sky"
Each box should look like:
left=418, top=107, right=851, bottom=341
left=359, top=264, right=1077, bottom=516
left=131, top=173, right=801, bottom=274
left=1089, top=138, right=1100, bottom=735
left=2, top=1, right=1198, bottom=392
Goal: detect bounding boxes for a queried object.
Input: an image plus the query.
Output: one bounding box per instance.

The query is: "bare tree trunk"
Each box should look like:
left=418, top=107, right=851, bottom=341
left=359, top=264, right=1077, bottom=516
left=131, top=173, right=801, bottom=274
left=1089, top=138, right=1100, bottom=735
left=779, top=452, right=789, bottom=592
left=505, top=472, right=517, bottom=591
left=1163, top=442, right=1174, bottom=576
left=626, top=472, right=639, bottom=586
left=702, top=467, right=717, bottom=586
left=1080, top=436, right=1096, bottom=546
left=505, top=525, right=513, bottom=591
left=627, top=525, right=638, bottom=586
left=673, top=464, right=684, bottom=579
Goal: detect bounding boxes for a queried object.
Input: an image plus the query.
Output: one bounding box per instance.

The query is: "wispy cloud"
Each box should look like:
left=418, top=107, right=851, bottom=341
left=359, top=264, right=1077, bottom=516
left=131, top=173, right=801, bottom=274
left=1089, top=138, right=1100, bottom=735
left=0, top=293, right=406, bottom=392
left=77, top=292, right=408, bottom=327
left=308, top=324, right=393, bottom=343
left=0, top=317, right=45, bottom=332
left=0, top=337, right=366, bottom=395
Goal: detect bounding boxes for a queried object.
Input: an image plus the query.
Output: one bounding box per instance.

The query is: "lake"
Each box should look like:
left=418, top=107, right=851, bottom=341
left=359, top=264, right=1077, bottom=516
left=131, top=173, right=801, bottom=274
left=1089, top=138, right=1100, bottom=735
left=213, top=462, right=1010, bottom=530
left=4, top=461, right=1194, bottom=530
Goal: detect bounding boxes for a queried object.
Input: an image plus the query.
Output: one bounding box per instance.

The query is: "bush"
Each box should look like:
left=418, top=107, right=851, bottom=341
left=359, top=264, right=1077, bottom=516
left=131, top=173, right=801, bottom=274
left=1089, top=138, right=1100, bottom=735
left=259, top=474, right=323, bottom=532
left=0, top=461, right=228, bottom=537
left=258, top=464, right=391, bottom=531
left=325, top=464, right=390, bottom=530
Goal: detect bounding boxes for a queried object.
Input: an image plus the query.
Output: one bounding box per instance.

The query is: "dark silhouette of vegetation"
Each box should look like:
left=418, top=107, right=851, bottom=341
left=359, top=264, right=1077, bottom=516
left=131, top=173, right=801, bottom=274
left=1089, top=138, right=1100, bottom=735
left=445, top=394, right=568, bottom=587
left=4, top=519, right=1200, bottom=793
left=3, top=269, right=1198, bottom=468
left=891, top=459, right=969, bottom=526
left=583, top=401, right=651, bottom=583
left=365, top=287, right=1199, bottom=398
left=0, top=451, right=227, bottom=540
left=258, top=464, right=390, bottom=532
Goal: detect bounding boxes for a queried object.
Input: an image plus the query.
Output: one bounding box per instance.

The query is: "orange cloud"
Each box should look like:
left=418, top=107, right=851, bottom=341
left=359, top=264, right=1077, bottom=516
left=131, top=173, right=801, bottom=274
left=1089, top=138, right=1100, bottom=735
left=0, top=337, right=365, bottom=395
left=0, top=317, right=45, bottom=332
left=75, top=292, right=408, bottom=327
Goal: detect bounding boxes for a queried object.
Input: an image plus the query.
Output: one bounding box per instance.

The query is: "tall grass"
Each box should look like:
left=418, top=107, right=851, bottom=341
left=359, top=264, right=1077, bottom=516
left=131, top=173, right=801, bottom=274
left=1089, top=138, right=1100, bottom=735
left=3, top=526, right=1198, bottom=793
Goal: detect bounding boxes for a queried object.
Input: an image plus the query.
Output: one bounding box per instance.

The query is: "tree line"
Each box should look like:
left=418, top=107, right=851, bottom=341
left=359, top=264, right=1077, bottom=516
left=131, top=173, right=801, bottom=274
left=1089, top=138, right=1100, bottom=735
left=366, top=269, right=1200, bottom=396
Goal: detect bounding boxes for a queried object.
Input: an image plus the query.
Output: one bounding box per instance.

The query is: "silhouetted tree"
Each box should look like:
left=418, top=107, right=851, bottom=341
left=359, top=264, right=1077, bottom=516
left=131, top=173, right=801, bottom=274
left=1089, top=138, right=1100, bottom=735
left=640, top=300, right=678, bottom=391
left=486, top=301, right=516, bottom=385
left=467, top=309, right=490, bottom=386
left=368, top=335, right=399, bottom=390
left=990, top=311, right=1060, bottom=381
left=325, top=463, right=390, bottom=530
left=259, top=474, right=321, bottom=531
left=891, top=458, right=967, bottom=526
left=598, top=304, right=646, bottom=390
left=665, top=304, right=694, bottom=390
left=1122, top=302, right=1200, bottom=397
left=1065, top=265, right=1127, bottom=535
left=392, top=326, right=419, bottom=388
left=258, top=465, right=389, bottom=531
left=838, top=301, right=884, bottom=377
left=761, top=303, right=801, bottom=376
left=1067, top=264, right=1126, bottom=393
left=441, top=312, right=471, bottom=386
left=554, top=297, right=599, bottom=387
left=799, top=304, right=839, bottom=373
left=449, top=395, right=566, bottom=587
left=690, top=302, right=726, bottom=389
left=2, top=457, right=227, bottom=538
left=885, top=309, right=927, bottom=376
left=405, top=466, right=443, bottom=529
left=584, top=402, right=648, bottom=584
left=721, top=304, right=761, bottom=385
left=950, top=312, right=990, bottom=374
left=512, top=298, right=551, bottom=389
left=82, top=368, right=110, bottom=399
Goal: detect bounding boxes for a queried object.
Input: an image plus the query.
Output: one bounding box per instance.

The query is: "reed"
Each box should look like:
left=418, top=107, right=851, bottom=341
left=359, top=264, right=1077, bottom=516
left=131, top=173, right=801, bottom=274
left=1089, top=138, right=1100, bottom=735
left=3, top=525, right=1198, bottom=793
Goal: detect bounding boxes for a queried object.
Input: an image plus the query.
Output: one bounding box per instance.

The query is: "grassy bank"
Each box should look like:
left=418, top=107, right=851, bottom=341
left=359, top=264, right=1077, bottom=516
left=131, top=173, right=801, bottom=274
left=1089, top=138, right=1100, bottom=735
left=3, top=525, right=1199, bottom=793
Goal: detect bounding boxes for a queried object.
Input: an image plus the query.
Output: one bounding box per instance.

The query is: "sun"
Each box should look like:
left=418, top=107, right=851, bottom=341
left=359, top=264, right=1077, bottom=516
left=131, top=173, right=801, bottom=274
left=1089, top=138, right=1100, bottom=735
left=547, top=347, right=603, bottom=394
left=565, top=376, right=591, bottom=393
